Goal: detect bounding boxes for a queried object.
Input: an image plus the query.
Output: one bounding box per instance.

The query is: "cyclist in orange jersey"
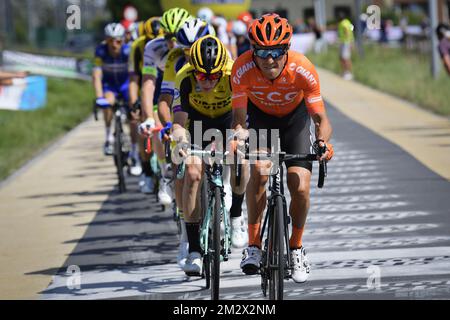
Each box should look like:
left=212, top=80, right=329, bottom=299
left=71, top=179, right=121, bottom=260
left=230, top=13, right=334, bottom=283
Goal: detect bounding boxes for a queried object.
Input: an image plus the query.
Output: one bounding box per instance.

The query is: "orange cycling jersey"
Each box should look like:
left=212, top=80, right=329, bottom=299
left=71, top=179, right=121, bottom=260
left=231, top=50, right=325, bottom=117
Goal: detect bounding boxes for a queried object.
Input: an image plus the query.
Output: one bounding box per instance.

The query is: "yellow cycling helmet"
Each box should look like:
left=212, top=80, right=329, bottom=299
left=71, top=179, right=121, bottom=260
left=161, top=7, right=192, bottom=34
left=144, top=17, right=164, bottom=40
left=137, top=21, right=145, bottom=37
left=190, top=35, right=228, bottom=74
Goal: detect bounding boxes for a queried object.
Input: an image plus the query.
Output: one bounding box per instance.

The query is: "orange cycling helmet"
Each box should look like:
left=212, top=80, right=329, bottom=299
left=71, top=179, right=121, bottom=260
left=248, top=13, right=292, bottom=47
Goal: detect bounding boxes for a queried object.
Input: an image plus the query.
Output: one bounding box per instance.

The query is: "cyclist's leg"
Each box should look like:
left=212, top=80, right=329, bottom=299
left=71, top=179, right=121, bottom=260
left=281, top=103, right=313, bottom=283
left=121, top=81, right=139, bottom=158
left=138, top=112, right=155, bottom=193
left=245, top=103, right=276, bottom=249
left=182, top=154, right=204, bottom=275
left=102, top=87, right=116, bottom=154
left=281, top=102, right=313, bottom=249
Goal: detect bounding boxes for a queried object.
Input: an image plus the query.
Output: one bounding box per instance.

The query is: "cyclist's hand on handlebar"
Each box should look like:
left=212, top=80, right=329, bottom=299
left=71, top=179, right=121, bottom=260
left=229, top=127, right=249, bottom=153
left=172, top=126, right=188, bottom=144
left=95, top=97, right=110, bottom=109
left=138, top=118, right=156, bottom=136
left=172, top=126, right=189, bottom=158
left=159, top=122, right=173, bottom=142
left=316, top=140, right=334, bottom=161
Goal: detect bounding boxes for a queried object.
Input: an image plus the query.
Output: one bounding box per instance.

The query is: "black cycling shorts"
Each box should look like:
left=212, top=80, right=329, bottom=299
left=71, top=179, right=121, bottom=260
left=247, top=99, right=314, bottom=171
left=187, top=108, right=232, bottom=151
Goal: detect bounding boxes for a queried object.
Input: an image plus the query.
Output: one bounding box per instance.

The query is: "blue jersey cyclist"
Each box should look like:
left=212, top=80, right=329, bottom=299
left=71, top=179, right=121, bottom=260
left=93, top=23, right=131, bottom=155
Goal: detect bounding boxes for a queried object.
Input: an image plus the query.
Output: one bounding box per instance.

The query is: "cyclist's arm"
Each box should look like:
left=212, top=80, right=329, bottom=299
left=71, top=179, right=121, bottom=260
left=129, top=73, right=140, bottom=106
left=231, top=73, right=248, bottom=130
left=128, top=42, right=140, bottom=107
left=311, top=111, right=332, bottom=143
left=157, top=93, right=173, bottom=126
left=442, top=53, right=450, bottom=75
left=141, top=74, right=156, bottom=120
left=301, top=58, right=333, bottom=143
left=173, top=112, right=188, bottom=132
left=232, top=107, right=247, bottom=130
left=172, top=77, right=191, bottom=143
left=92, top=68, right=103, bottom=98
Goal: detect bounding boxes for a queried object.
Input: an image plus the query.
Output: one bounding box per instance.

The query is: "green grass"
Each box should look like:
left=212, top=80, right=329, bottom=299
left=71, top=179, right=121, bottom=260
left=306, top=44, right=450, bottom=116
left=0, top=78, right=93, bottom=181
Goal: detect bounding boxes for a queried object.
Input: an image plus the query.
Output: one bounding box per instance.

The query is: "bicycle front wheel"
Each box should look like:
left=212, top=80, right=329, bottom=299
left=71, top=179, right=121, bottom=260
left=210, top=186, right=222, bottom=300
left=114, top=116, right=126, bottom=193
left=269, top=196, right=285, bottom=300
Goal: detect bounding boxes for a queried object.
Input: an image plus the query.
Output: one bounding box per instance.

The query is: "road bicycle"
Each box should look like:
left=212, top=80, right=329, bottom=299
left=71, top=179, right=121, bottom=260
left=176, top=139, right=231, bottom=300
left=237, top=140, right=327, bottom=300
left=94, top=96, right=130, bottom=193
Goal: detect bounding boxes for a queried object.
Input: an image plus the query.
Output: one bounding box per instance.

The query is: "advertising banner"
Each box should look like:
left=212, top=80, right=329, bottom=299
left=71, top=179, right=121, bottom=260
left=2, top=50, right=92, bottom=81
left=160, top=0, right=251, bottom=20
left=0, top=76, right=47, bottom=111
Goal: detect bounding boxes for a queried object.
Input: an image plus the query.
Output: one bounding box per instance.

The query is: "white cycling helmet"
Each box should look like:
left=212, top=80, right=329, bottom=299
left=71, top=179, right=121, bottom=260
left=176, top=18, right=216, bottom=48
left=212, top=16, right=227, bottom=31
left=105, top=23, right=125, bottom=39
left=232, top=20, right=247, bottom=36
left=197, top=7, right=214, bottom=23
left=127, top=22, right=139, bottom=41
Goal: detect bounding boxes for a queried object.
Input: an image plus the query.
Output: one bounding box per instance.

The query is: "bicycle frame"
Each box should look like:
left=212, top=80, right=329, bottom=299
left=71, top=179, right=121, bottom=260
left=200, top=162, right=231, bottom=263
left=260, top=163, right=292, bottom=298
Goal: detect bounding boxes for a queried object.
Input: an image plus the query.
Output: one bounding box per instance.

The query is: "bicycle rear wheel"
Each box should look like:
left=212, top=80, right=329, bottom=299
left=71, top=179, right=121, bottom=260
left=114, top=115, right=126, bottom=193
left=210, top=186, right=222, bottom=300
left=202, top=177, right=210, bottom=289
left=268, top=196, right=285, bottom=300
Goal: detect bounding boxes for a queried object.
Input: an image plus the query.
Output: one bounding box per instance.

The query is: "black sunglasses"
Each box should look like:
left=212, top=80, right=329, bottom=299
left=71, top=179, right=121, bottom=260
left=254, top=47, right=288, bottom=59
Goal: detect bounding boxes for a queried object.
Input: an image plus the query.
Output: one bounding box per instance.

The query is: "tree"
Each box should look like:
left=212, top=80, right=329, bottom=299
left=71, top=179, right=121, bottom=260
left=106, top=0, right=163, bottom=22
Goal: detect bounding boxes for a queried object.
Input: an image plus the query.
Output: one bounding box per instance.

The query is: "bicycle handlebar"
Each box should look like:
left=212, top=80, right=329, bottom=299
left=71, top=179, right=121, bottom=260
left=144, top=126, right=164, bottom=154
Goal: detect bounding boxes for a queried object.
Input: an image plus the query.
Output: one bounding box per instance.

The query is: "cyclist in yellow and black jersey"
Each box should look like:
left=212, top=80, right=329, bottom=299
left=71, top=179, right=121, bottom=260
left=127, top=17, right=164, bottom=176
left=171, top=35, right=248, bottom=276
left=128, top=17, right=164, bottom=105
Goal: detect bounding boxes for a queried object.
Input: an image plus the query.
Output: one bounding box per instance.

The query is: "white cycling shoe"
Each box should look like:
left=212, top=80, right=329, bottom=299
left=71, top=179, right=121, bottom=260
left=158, top=177, right=173, bottom=205
left=103, top=141, right=113, bottom=156
left=290, top=247, right=311, bottom=283
left=240, top=246, right=261, bottom=275
left=230, top=216, right=248, bottom=248
left=183, top=251, right=202, bottom=277
left=177, top=241, right=189, bottom=269
left=129, top=158, right=142, bottom=176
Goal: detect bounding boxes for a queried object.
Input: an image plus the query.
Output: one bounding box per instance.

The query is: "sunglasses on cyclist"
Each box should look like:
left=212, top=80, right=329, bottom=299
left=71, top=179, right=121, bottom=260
left=254, top=47, right=287, bottom=60
left=164, top=33, right=176, bottom=41
left=194, top=71, right=222, bottom=81
left=108, top=38, right=123, bottom=44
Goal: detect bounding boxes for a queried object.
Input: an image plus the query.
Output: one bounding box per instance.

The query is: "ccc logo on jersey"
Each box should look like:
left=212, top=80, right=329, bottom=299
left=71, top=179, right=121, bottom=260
left=250, top=91, right=299, bottom=104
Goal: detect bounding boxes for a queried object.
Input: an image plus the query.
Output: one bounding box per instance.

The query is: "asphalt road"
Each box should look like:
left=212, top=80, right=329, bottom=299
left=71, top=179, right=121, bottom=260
left=41, top=102, right=450, bottom=300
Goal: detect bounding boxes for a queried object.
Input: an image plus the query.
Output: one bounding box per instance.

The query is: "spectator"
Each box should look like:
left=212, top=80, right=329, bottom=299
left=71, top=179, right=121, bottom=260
left=436, top=23, right=450, bottom=75
left=232, top=20, right=251, bottom=57
left=293, top=18, right=307, bottom=34
left=337, top=12, right=354, bottom=80
left=379, top=19, right=393, bottom=45
left=308, top=17, right=326, bottom=54
left=399, top=15, right=409, bottom=43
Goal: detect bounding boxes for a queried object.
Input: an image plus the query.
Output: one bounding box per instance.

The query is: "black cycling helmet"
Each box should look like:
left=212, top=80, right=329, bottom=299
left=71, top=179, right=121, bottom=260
left=190, top=35, right=228, bottom=74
